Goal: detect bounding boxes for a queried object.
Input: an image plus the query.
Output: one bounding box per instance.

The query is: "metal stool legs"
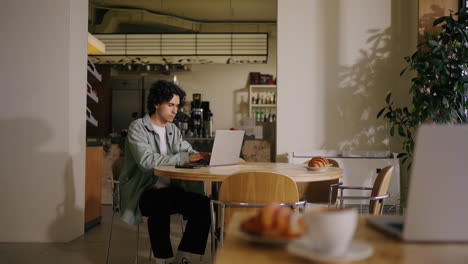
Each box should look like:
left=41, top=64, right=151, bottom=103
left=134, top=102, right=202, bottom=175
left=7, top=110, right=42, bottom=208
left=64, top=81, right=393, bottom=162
left=105, top=205, right=117, bottom=264
left=106, top=198, right=187, bottom=264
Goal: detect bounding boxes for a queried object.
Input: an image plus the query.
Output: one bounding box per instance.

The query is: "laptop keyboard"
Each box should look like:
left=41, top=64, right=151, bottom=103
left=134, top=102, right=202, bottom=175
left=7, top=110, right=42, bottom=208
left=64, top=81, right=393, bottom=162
left=187, top=160, right=209, bottom=166
left=389, top=222, right=404, bottom=232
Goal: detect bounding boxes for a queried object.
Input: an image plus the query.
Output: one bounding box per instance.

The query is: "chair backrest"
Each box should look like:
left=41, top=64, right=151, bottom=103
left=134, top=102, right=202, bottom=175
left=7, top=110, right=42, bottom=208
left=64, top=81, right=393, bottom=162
left=299, top=158, right=340, bottom=203
left=219, top=171, right=299, bottom=225
left=328, top=158, right=340, bottom=168
left=369, top=166, right=394, bottom=215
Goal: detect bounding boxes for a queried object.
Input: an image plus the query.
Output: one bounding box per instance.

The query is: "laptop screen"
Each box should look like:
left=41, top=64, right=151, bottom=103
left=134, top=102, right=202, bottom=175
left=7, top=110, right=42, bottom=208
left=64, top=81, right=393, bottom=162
left=403, top=124, right=468, bottom=241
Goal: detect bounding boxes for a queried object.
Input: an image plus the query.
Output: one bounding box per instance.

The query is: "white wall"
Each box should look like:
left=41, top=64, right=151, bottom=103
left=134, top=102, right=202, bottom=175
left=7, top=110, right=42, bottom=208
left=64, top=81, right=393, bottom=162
left=175, top=34, right=276, bottom=130
left=0, top=0, right=87, bottom=242
left=277, top=0, right=417, bottom=160
left=113, top=29, right=277, bottom=131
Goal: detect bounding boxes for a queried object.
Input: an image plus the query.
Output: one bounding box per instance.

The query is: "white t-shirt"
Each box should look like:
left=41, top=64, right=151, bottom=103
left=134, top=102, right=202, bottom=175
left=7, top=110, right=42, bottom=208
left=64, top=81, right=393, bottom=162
left=152, top=124, right=170, bottom=189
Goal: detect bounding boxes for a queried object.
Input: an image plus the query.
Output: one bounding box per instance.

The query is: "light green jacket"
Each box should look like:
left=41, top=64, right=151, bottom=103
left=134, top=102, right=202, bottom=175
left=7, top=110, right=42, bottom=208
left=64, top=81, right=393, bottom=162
left=119, top=114, right=204, bottom=225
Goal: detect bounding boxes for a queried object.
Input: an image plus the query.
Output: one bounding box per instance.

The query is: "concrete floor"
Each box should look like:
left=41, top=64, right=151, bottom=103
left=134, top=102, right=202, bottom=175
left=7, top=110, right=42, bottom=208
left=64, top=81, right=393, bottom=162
left=0, top=205, right=212, bottom=264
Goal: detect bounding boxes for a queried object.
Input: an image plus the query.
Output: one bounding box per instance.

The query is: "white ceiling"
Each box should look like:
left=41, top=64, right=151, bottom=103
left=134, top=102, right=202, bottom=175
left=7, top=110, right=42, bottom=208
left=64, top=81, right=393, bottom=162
left=90, top=0, right=277, bottom=26
left=88, top=0, right=277, bottom=64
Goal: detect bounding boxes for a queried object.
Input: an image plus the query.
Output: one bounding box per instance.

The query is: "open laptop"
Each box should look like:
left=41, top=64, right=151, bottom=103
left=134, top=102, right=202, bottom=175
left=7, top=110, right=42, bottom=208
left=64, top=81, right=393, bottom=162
left=367, top=124, right=468, bottom=242
left=185, top=130, right=245, bottom=167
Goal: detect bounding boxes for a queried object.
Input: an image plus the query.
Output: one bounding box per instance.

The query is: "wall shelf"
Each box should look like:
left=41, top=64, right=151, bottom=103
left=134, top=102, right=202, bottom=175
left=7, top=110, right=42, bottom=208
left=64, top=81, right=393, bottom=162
left=248, top=84, right=277, bottom=118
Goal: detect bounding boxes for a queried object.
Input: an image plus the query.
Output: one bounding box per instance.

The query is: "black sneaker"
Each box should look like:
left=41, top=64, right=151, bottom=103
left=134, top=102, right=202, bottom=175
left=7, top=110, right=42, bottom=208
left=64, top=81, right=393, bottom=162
left=171, top=257, right=192, bottom=264
left=180, top=257, right=192, bottom=264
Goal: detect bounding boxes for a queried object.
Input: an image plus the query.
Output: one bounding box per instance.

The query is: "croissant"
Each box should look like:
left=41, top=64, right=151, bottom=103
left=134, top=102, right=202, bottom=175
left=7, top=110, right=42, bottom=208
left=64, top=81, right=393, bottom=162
left=308, top=156, right=329, bottom=167
left=240, top=202, right=305, bottom=238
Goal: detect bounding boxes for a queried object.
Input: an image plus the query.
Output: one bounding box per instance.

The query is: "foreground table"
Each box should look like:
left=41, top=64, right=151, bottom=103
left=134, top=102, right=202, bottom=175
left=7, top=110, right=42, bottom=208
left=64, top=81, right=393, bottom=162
left=155, top=162, right=343, bottom=183
left=213, top=212, right=468, bottom=264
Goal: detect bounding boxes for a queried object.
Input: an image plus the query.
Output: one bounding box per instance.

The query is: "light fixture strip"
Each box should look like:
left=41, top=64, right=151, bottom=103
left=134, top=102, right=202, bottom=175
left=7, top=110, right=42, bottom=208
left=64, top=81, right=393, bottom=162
left=93, top=33, right=268, bottom=57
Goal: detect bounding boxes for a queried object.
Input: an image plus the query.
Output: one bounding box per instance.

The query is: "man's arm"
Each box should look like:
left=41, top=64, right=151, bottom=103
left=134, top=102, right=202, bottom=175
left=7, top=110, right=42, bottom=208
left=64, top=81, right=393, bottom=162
left=175, top=128, right=210, bottom=162
left=126, top=122, right=191, bottom=170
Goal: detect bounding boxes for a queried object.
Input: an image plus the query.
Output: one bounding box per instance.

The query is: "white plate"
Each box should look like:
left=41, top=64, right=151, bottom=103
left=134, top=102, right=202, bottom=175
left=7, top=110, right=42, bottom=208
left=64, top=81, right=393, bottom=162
left=305, top=166, right=328, bottom=171
left=287, top=238, right=373, bottom=262
left=235, top=228, right=294, bottom=247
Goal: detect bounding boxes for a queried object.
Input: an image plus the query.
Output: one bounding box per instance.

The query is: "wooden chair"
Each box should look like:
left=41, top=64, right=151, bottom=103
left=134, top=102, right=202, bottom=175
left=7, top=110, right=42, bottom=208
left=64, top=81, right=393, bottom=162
left=329, top=166, right=394, bottom=215
left=297, top=158, right=340, bottom=204
left=210, top=171, right=306, bottom=249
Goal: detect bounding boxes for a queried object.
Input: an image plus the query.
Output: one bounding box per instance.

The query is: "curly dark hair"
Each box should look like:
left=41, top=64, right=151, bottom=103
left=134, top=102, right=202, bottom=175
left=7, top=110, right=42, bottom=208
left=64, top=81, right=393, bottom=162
left=146, top=80, right=186, bottom=116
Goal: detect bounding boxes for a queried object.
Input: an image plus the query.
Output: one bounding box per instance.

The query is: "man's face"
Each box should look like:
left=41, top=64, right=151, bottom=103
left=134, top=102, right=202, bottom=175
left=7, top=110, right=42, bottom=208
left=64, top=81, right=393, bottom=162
left=155, top=95, right=180, bottom=123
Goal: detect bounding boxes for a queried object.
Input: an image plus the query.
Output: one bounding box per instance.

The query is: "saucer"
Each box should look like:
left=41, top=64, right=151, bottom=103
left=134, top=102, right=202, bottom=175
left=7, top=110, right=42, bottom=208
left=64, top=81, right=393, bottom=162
left=287, top=238, right=373, bottom=262
left=235, top=228, right=292, bottom=247
left=305, top=166, right=328, bottom=171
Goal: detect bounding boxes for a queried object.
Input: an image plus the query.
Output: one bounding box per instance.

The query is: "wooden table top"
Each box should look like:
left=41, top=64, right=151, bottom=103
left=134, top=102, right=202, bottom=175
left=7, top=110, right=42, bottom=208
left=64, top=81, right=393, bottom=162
left=213, top=212, right=468, bottom=264
left=155, top=162, right=343, bottom=182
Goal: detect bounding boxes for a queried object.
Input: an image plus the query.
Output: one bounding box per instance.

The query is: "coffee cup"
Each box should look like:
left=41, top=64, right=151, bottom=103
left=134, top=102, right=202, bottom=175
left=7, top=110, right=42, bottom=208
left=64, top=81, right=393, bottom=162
left=302, top=207, right=358, bottom=256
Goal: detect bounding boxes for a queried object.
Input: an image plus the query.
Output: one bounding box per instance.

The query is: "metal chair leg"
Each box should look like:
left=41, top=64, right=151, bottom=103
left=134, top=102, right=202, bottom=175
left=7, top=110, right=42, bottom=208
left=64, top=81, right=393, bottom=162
left=210, top=201, right=216, bottom=257
left=219, top=205, right=225, bottom=247
left=339, top=189, right=344, bottom=208
left=134, top=224, right=140, bottom=264
left=105, top=209, right=116, bottom=264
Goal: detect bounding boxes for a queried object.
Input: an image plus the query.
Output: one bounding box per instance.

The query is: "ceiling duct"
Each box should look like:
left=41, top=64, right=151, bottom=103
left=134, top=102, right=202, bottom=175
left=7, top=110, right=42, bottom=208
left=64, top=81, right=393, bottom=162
left=88, top=33, right=268, bottom=64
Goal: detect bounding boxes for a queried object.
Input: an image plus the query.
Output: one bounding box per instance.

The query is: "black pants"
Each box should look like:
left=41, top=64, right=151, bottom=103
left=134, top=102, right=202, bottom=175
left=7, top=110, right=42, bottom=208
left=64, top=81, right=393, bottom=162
left=139, top=187, right=211, bottom=259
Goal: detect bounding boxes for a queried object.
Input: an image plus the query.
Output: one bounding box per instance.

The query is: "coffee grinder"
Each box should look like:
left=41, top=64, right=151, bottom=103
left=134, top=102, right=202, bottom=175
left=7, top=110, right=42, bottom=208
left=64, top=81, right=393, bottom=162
left=190, top=93, right=204, bottom=137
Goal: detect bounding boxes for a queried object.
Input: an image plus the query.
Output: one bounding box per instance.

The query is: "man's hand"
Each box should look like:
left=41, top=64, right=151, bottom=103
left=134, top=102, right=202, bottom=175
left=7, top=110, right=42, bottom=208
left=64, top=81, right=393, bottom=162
left=189, top=152, right=211, bottom=162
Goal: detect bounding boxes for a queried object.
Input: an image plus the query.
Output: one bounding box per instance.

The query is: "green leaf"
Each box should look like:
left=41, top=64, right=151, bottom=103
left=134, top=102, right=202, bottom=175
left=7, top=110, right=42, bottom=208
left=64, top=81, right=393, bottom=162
left=428, top=40, right=439, bottom=47
left=398, top=125, right=406, bottom=137
left=397, top=153, right=408, bottom=158
left=400, top=67, right=407, bottom=76
left=433, top=16, right=447, bottom=27
left=385, top=93, right=392, bottom=104
left=424, top=32, right=430, bottom=40
left=377, top=108, right=385, bottom=119
left=390, top=126, right=395, bottom=137
left=402, top=157, right=408, bottom=164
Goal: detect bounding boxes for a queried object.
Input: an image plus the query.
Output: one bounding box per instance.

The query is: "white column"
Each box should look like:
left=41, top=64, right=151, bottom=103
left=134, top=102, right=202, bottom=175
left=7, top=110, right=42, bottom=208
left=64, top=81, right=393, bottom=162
left=0, top=0, right=87, bottom=242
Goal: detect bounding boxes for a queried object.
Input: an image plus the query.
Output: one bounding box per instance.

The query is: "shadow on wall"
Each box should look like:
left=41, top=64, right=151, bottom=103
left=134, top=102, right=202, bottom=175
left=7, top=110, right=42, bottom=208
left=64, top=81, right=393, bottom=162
left=323, top=26, right=392, bottom=151
left=47, top=157, right=82, bottom=242
left=0, top=118, right=83, bottom=243
left=322, top=1, right=418, bottom=151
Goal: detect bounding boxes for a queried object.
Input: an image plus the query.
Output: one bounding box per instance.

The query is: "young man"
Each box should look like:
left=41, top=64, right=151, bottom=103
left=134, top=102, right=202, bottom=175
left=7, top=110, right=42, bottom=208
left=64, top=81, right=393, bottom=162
left=119, top=80, right=211, bottom=264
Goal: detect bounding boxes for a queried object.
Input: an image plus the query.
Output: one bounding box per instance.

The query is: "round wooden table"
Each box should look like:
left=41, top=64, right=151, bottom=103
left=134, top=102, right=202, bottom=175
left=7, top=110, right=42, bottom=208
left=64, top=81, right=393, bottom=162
left=154, top=162, right=343, bottom=183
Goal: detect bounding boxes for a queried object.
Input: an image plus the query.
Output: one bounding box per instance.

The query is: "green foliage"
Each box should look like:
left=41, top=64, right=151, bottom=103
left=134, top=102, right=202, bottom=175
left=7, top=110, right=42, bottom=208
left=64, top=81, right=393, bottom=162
left=378, top=8, right=468, bottom=168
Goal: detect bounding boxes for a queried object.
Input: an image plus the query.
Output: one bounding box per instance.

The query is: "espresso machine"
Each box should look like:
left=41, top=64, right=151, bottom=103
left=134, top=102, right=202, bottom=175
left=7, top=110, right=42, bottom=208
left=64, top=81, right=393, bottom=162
left=190, top=93, right=213, bottom=138
left=201, top=101, right=213, bottom=138
left=190, top=94, right=204, bottom=138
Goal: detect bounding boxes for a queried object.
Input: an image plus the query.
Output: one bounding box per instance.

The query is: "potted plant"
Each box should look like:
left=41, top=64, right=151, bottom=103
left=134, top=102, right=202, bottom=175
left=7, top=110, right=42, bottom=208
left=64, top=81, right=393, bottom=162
left=378, top=8, right=468, bottom=169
